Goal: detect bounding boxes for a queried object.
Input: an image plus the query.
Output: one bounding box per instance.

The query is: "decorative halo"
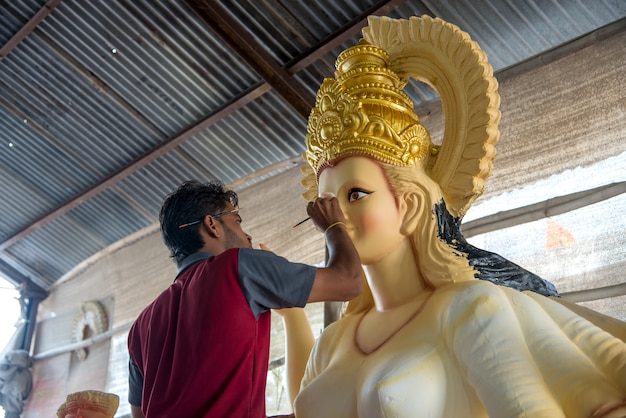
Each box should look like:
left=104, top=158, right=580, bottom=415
left=71, top=300, right=108, bottom=361
left=362, top=15, right=500, bottom=218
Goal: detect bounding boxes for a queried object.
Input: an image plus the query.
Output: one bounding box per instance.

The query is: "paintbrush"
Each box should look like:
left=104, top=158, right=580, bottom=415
left=293, top=193, right=338, bottom=228
left=292, top=217, right=310, bottom=228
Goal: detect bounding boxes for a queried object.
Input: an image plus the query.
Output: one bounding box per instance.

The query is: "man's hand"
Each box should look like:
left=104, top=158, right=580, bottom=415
left=306, top=192, right=344, bottom=233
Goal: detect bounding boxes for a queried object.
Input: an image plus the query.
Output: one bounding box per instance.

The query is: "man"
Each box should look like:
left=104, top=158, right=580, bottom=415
left=128, top=180, right=362, bottom=417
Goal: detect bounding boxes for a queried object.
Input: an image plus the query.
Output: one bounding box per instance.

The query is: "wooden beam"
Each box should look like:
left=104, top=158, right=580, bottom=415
left=287, top=0, right=409, bottom=73
left=496, top=16, right=626, bottom=82
left=0, top=83, right=270, bottom=252
left=461, top=182, right=626, bottom=238
left=0, top=0, right=61, bottom=60
left=3, top=1, right=619, bottom=270
left=0, top=259, right=31, bottom=287
left=562, top=282, right=626, bottom=303
left=184, top=0, right=315, bottom=118
left=0, top=1, right=407, bottom=254
left=33, top=321, right=133, bottom=361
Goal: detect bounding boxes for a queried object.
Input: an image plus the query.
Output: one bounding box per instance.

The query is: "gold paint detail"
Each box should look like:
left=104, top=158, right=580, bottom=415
left=305, top=42, right=434, bottom=178
left=302, top=15, right=501, bottom=218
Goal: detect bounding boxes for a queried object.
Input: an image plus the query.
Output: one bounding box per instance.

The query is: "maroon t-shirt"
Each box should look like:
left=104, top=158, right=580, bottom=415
left=128, top=248, right=315, bottom=417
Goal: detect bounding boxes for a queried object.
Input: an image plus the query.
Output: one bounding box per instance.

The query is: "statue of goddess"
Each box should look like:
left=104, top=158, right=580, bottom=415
left=283, top=15, right=626, bottom=418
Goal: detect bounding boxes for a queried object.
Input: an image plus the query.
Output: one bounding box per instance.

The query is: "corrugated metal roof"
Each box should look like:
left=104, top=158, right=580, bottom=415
left=1, top=0, right=625, bottom=291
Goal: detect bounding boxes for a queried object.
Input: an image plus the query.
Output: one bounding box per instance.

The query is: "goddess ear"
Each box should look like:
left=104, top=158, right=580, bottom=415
left=399, top=192, right=421, bottom=236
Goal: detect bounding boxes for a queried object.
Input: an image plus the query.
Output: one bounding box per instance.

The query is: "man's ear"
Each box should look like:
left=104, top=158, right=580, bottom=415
left=399, top=192, right=420, bottom=236
left=202, top=216, right=221, bottom=238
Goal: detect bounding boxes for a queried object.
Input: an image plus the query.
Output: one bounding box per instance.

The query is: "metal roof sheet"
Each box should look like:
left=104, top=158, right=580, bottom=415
left=1, top=0, right=625, bottom=291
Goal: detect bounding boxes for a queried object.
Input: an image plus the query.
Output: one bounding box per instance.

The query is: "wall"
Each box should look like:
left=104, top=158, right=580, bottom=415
left=23, top=29, right=626, bottom=417
left=489, top=27, right=626, bottom=198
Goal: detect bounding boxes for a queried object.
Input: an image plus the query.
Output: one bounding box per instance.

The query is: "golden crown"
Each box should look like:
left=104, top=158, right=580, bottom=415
left=302, top=15, right=500, bottom=218
left=304, top=40, right=435, bottom=177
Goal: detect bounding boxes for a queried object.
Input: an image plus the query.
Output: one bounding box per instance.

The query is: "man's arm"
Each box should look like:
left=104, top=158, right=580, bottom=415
left=273, top=195, right=362, bottom=410
left=131, top=404, right=145, bottom=418
left=306, top=195, right=362, bottom=303
left=128, top=357, right=145, bottom=418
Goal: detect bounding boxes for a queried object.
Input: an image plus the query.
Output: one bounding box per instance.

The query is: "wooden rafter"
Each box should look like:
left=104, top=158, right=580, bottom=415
left=0, top=0, right=404, bottom=254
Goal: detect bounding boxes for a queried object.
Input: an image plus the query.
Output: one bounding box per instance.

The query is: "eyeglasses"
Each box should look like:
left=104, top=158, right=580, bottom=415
left=177, top=208, right=240, bottom=229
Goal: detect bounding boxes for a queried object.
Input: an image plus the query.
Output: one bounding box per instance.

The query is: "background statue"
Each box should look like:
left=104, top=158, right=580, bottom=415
left=0, top=350, right=32, bottom=418
left=56, top=390, right=119, bottom=418
left=281, top=15, right=626, bottom=418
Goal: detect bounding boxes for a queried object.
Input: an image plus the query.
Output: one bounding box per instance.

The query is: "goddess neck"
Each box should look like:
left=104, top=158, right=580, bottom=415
left=362, top=238, right=429, bottom=311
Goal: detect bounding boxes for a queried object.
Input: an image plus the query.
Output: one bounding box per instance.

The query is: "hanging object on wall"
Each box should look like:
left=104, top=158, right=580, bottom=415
left=0, top=349, right=33, bottom=417
left=71, top=301, right=108, bottom=361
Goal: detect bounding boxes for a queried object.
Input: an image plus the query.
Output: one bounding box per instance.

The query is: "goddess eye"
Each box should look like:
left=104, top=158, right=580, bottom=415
left=348, top=188, right=372, bottom=202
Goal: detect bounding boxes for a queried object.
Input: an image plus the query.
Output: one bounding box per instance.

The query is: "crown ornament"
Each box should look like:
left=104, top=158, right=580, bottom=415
left=305, top=40, right=435, bottom=177
left=302, top=15, right=501, bottom=219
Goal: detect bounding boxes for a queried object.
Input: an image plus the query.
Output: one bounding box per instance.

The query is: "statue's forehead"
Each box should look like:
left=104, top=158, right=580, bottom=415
left=318, top=156, right=385, bottom=191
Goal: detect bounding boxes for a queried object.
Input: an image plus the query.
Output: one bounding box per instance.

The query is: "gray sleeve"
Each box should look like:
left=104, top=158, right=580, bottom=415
left=238, top=248, right=316, bottom=318
left=128, top=356, right=143, bottom=406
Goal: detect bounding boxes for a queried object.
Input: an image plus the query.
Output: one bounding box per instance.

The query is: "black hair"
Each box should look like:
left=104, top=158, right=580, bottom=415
left=159, top=180, right=238, bottom=265
left=434, top=199, right=559, bottom=297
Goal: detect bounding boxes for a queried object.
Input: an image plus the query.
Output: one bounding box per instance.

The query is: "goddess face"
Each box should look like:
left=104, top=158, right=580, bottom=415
left=318, top=156, right=408, bottom=265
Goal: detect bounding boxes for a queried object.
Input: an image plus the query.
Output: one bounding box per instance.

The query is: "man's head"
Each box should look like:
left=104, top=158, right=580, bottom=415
left=160, top=180, right=251, bottom=265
